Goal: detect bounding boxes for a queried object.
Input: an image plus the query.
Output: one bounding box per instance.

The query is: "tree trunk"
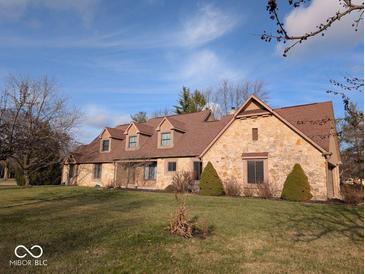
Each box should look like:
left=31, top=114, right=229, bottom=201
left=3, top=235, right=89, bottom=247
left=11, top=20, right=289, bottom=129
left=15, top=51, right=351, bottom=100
left=24, top=169, right=30, bottom=186
left=3, top=160, right=9, bottom=180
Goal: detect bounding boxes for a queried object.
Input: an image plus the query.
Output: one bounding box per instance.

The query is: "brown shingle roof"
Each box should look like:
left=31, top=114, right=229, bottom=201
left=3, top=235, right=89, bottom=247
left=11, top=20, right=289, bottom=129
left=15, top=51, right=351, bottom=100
left=274, top=101, right=334, bottom=151
left=71, top=101, right=336, bottom=163
left=73, top=110, right=231, bottom=163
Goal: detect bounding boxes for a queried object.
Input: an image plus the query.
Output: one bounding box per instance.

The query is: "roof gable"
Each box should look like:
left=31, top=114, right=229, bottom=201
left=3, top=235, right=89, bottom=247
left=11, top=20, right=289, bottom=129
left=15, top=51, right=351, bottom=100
left=200, top=95, right=329, bottom=157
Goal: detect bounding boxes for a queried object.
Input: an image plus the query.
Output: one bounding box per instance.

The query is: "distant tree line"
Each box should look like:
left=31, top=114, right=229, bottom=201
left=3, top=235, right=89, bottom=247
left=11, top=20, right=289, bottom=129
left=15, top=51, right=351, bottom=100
left=130, top=79, right=269, bottom=121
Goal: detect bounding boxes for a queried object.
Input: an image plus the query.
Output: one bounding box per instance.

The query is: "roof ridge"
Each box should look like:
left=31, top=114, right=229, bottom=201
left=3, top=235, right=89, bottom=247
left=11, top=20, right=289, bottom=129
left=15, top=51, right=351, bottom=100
left=275, top=101, right=332, bottom=110
left=147, top=109, right=210, bottom=121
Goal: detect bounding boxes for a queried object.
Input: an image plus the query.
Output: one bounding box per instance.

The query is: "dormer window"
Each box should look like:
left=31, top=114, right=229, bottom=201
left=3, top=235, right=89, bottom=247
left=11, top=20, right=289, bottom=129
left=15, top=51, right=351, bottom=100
left=161, top=132, right=171, bottom=147
left=128, top=135, right=137, bottom=148
left=101, top=139, right=110, bottom=152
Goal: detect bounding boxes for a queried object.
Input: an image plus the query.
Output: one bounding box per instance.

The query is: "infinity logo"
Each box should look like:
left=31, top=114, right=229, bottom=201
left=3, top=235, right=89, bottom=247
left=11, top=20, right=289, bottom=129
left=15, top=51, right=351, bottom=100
left=14, top=245, right=43, bottom=259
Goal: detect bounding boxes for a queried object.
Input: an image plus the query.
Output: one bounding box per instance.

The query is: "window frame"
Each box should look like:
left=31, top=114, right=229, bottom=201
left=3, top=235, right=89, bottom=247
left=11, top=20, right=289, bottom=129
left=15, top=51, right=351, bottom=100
left=144, top=162, right=157, bottom=181
left=247, top=160, right=264, bottom=184
left=101, top=139, right=110, bottom=152
left=160, top=132, right=171, bottom=147
left=128, top=135, right=137, bottom=149
left=94, top=163, right=102, bottom=179
left=167, top=161, right=177, bottom=172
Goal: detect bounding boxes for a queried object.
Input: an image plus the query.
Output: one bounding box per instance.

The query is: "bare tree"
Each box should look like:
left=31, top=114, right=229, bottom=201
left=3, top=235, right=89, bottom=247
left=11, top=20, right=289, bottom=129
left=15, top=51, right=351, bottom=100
left=204, top=79, right=269, bottom=116
left=262, top=0, right=364, bottom=56
left=1, top=75, right=79, bottom=185
left=151, top=107, right=173, bottom=118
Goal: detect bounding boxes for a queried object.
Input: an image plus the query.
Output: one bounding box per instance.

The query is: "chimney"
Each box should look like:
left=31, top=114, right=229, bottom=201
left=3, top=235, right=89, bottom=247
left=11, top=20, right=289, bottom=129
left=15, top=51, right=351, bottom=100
left=229, top=106, right=236, bottom=115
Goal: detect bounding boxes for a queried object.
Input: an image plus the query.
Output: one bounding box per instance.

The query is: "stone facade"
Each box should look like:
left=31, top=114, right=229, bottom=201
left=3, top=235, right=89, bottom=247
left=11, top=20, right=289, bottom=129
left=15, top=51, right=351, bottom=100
left=62, top=163, right=114, bottom=187
left=202, top=114, right=329, bottom=200
left=63, top=157, right=198, bottom=190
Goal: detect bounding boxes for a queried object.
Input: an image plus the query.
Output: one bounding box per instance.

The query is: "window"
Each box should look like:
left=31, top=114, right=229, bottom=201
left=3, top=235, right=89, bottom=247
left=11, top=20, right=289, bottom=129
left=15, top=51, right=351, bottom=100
left=68, top=164, right=75, bottom=179
left=193, top=161, right=202, bottom=180
left=167, top=162, right=176, bottom=172
left=101, top=139, right=110, bottom=151
left=128, top=135, right=137, bottom=148
left=252, top=128, right=258, bottom=141
left=94, top=164, right=102, bottom=179
left=247, top=160, right=264, bottom=184
left=161, top=132, right=171, bottom=147
left=144, top=162, right=157, bottom=180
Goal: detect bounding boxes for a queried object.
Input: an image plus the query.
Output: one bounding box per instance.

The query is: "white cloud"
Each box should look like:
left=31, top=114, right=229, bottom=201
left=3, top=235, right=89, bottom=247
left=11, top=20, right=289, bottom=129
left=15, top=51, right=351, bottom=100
left=0, top=3, right=240, bottom=49
left=178, top=4, right=240, bottom=47
left=169, top=49, right=244, bottom=86
left=75, top=104, right=130, bottom=143
left=0, top=0, right=99, bottom=25
left=82, top=105, right=130, bottom=128
left=278, top=0, right=363, bottom=55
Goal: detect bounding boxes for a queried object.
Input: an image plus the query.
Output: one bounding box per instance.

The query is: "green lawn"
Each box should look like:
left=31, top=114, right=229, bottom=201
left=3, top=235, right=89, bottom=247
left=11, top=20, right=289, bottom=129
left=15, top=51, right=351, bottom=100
left=0, top=186, right=363, bottom=273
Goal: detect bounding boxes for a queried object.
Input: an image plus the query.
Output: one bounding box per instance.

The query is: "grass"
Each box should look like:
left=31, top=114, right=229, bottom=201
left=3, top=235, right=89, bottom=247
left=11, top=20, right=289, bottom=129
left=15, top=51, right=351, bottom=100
left=0, top=186, right=363, bottom=273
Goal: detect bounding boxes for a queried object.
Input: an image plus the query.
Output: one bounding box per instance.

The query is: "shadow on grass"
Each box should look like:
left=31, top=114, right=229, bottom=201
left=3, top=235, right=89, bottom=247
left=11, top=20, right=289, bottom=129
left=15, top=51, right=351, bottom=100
left=273, top=203, right=363, bottom=244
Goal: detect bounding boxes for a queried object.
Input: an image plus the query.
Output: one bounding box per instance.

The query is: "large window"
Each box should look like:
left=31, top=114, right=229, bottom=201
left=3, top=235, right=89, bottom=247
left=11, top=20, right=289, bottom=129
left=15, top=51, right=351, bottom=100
left=247, top=160, right=264, bottom=184
left=144, top=162, right=157, bottom=180
left=161, top=132, right=171, bottom=147
left=68, top=164, right=75, bottom=179
left=94, top=164, right=102, bottom=179
left=128, top=135, right=137, bottom=148
left=101, top=139, right=110, bottom=151
left=167, top=162, right=176, bottom=172
left=193, top=161, right=202, bottom=180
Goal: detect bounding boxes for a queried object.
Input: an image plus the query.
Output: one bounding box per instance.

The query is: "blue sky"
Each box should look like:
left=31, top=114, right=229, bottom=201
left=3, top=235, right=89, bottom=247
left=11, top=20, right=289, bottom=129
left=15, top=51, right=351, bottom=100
left=0, top=0, right=363, bottom=143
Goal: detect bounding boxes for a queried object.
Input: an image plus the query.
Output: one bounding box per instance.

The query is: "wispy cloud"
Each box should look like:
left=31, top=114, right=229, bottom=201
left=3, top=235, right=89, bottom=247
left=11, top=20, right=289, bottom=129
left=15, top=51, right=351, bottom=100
left=0, top=3, right=240, bottom=50
left=178, top=4, right=240, bottom=47
left=0, top=0, right=99, bottom=25
left=167, top=49, right=245, bottom=87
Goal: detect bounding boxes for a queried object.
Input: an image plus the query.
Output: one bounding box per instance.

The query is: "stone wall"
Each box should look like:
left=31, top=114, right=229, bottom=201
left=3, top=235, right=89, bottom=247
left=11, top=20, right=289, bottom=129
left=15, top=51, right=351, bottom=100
left=62, top=163, right=115, bottom=187
left=156, top=157, right=198, bottom=189
left=202, top=114, right=328, bottom=200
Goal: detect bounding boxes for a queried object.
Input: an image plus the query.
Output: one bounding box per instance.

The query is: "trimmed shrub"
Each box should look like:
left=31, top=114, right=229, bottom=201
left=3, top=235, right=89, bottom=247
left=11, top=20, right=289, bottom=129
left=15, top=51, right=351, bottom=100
left=281, top=163, right=312, bottom=201
left=199, top=162, right=224, bottom=196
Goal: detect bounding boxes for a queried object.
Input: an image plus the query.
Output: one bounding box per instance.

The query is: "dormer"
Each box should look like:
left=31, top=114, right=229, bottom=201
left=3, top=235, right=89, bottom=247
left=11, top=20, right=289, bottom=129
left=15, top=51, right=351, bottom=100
left=155, top=117, right=186, bottom=149
left=99, top=127, right=124, bottom=153
left=124, top=122, right=153, bottom=150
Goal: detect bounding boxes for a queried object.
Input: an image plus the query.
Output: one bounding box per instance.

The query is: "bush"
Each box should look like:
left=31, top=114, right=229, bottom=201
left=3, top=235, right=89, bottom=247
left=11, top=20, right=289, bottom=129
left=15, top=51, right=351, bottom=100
left=164, top=184, right=177, bottom=193
left=171, top=171, right=194, bottom=193
left=199, top=162, right=224, bottom=196
left=281, top=163, right=312, bottom=202
left=224, top=178, right=241, bottom=196
left=257, top=183, right=273, bottom=198
left=341, top=183, right=364, bottom=204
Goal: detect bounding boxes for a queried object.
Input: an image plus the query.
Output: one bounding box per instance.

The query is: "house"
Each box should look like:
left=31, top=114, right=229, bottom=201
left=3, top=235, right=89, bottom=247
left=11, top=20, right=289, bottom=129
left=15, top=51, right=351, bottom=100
left=62, top=96, right=341, bottom=200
